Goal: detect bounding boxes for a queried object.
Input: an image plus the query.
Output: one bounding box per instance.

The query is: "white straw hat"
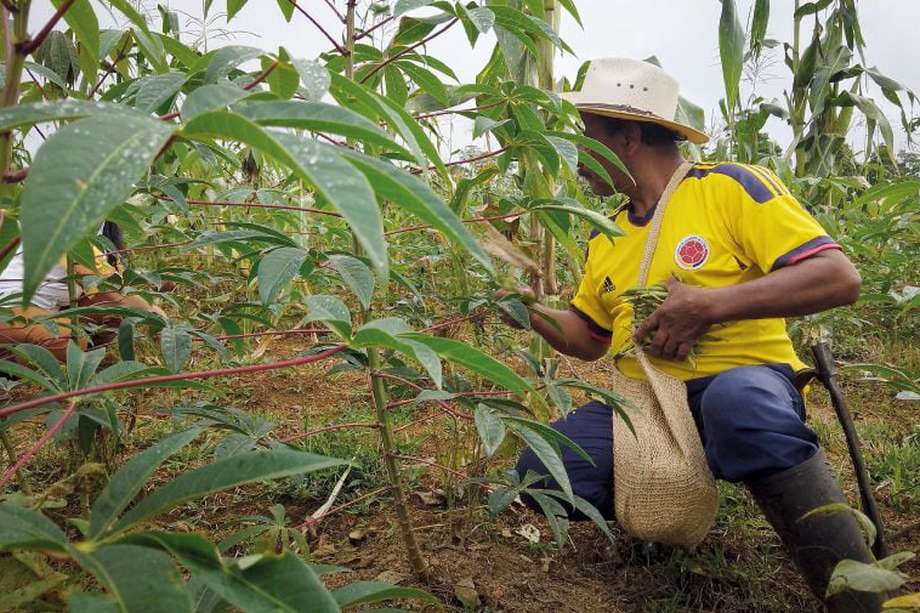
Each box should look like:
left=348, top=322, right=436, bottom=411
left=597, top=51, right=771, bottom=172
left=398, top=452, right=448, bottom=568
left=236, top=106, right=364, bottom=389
left=563, top=57, right=709, bottom=145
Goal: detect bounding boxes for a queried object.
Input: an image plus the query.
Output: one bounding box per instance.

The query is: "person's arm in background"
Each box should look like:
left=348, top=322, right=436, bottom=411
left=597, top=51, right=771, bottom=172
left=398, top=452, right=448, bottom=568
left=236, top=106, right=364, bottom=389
left=497, top=289, right=610, bottom=361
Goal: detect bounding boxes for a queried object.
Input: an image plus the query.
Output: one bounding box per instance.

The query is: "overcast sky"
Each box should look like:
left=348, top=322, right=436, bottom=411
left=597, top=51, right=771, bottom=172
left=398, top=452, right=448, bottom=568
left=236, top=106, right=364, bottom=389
left=33, top=1, right=919, bottom=158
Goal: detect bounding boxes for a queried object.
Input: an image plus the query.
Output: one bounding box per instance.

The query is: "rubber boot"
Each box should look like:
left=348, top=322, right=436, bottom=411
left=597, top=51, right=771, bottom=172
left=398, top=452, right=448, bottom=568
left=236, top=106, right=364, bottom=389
left=746, top=449, right=883, bottom=612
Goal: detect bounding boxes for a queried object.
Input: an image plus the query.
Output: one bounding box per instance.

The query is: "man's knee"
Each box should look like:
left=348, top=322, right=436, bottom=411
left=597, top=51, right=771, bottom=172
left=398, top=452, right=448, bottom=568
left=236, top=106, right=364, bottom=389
left=701, top=366, right=793, bottom=437
left=700, top=365, right=817, bottom=482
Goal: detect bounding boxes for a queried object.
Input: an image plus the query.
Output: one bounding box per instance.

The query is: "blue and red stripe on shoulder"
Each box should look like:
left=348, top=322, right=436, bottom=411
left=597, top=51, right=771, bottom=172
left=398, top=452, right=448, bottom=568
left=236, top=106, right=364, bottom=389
left=569, top=304, right=613, bottom=342
left=685, top=162, right=786, bottom=204
left=771, top=236, right=842, bottom=271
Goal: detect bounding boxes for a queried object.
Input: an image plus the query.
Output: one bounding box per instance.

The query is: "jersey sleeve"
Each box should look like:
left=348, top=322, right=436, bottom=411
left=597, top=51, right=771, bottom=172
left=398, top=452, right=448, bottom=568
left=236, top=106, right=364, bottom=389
left=570, top=241, right=613, bottom=342
left=725, top=166, right=841, bottom=273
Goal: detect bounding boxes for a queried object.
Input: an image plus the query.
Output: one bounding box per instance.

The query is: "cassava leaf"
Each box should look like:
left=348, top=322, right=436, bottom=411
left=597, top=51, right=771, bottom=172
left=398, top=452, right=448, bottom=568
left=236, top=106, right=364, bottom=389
left=75, top=545, right=192, bottom=613
left=258, top=247, right=309, bottom=305
left=474, top=404, right=505, bottom=457
left=326, top=254, right=375, bottom=309
left=399, top=333, right=532, bottom=395
left=181, top=113, right=387, bottom=277
left=20, top=115, right=174, bottom=304
left=112, top=449, right=347, bottom=533
left=89, top=428, right=203, bottom=538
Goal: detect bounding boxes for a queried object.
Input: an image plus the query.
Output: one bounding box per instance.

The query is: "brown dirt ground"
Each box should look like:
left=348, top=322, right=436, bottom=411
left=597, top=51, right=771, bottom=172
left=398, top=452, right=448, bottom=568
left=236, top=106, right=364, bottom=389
left=219, top=336, right=918, bottom=612
left=4, top=333, right=917, bottom=612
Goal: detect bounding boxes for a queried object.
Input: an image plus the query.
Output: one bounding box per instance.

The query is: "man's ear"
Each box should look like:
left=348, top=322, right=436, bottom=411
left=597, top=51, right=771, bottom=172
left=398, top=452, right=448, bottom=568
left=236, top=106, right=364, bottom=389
left=621, top=122, right=644, bottom=155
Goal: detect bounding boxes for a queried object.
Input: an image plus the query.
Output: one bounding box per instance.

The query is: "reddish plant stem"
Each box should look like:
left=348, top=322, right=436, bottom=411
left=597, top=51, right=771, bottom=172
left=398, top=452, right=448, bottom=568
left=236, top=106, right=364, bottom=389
left=444, top=147, right=508, bottom=167
left=385, top=211, right=521, bottom=237
left=89, top=64, right=116, bottom=97
left=17, top=0, right=74, bottom=55
left=281, top=421, right=378, bottom=444
left=286, top=0, right=348, bottom=55
left=322, top=0, right=345, bottom=22
left=374, top=372, right=473, bottom=422
left=23, top=67, right=48, bottom=140
left=0, top=401, right=75, bottom=489
left=156, top=194, right=344, bottom=218
left=413, top=101, right=504, bottom=121
left=392, top=411, right=442, bottom=433
left=209, top=314, right=479, bottom=345
left=391, top=388, right=516, bottom=413
left=243, top=60, right=279, bottom=91
left=190, top=199, right=341, bottom=216
left=409, top=146, right=507, bottom=175
left=392, top=454, right=496, bottom=494
left=423, top=312, right=482, bottom=333
left=390, top=388, right=516, bottom=430
left=89, top=46, right=131, bottom=97
left=158, top=62, right=279, bottom=123
left=316, top=132, right=349, bottom=148
left=300, top=485, right=391, bottom=528
left=391, top=453, right=468, bottom=480
left=0, top=236, right=20, bottom=262
left=107, top=240, right=193, bottom=255
left=2, top=167, right=27, bottom=183
left=354, top=14, right=395, bottom=42
left=0, top=345, right=347, bottom=419
left=360, top=18, right=459, bottom=84
left=210, top=328, right=328, bottom=342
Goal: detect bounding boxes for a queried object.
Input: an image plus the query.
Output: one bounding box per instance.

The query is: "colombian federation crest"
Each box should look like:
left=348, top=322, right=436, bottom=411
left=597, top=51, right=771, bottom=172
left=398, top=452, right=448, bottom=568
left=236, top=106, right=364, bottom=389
left=675, top=235, right=709, bottom=270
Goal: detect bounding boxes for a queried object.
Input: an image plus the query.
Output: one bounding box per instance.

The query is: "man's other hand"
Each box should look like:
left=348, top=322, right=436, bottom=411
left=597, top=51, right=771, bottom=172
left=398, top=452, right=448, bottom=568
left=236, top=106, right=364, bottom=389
left=634, top=278, right=714, bottom=361
left=495, top=286, right=536, bottom=329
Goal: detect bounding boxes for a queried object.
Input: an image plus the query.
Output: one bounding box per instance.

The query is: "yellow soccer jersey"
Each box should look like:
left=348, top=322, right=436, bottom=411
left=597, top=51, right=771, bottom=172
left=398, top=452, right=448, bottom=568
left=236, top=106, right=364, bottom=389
left=570, top=162, right=841, bottom=381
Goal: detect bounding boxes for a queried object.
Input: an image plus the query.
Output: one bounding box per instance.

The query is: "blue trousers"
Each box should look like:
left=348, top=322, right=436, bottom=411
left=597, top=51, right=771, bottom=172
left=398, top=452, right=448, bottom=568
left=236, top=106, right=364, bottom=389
left=515, top=364, right=819, bottom=519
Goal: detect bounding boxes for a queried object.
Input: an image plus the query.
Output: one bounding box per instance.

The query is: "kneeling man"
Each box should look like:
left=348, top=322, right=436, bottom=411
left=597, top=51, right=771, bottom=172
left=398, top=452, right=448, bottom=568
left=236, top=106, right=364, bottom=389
left=508, top=58, right=877, bottom=612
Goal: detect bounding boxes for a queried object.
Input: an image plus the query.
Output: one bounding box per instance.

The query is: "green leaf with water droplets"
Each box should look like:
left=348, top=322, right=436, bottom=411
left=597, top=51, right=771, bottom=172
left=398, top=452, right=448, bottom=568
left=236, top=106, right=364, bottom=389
left=181, top=112, right=387, bottom=277
left=20, top=114, right=175, bottom=305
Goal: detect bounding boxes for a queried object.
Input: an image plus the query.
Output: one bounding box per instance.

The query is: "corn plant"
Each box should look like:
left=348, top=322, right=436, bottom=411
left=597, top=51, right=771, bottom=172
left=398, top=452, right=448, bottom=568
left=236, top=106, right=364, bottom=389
left=717, top=0, right=916, bottom=177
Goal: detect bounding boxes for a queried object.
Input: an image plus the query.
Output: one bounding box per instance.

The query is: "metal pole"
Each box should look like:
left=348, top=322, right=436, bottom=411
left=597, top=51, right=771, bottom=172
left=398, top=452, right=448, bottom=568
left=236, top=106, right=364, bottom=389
left=811, top=342, right=889, bottom=559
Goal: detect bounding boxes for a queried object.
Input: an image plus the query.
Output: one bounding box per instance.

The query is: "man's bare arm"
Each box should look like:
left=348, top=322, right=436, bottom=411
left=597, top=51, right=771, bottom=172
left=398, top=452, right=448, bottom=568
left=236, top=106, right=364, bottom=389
left=528, top=304, right=611, bottom=361
left=708, top=249, right=861, bottom=321
left=496, top=289, right=610, bottom=361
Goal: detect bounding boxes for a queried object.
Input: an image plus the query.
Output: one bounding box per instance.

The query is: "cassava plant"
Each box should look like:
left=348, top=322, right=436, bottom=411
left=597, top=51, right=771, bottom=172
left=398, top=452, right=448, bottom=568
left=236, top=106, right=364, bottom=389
left=0, top=423, right=440, bottom=611
left=0, top=0, right=634, bottom=600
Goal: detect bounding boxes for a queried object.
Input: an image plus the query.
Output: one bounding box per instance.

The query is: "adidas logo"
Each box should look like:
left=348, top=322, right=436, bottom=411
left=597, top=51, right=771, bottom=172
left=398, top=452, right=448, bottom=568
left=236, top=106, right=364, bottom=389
left=602, top=276, right=615, bottom=293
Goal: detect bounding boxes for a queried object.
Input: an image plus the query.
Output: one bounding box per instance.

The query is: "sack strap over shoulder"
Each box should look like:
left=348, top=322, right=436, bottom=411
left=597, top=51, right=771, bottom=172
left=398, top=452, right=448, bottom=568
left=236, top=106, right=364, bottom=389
left=636, top=160, right=694, bottom=289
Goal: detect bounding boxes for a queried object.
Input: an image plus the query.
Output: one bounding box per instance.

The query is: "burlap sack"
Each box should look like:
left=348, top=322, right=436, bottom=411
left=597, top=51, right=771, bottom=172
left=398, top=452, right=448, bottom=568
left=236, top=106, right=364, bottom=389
left=611, top=161, right=718, bottom=547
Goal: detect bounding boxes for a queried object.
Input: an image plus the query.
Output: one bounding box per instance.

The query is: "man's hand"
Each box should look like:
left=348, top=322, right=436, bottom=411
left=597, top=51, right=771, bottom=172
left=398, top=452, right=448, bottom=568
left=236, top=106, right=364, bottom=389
left=495, top=286, right=536, bottom=329
left=633, top=278, right=714, bottom=361
left=494, top=287, right=610, bottom=361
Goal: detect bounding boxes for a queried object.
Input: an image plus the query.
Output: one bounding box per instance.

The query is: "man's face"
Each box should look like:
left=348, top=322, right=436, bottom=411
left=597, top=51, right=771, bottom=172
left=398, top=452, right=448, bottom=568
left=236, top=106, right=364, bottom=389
left=577, top=113, right=632, bottom=197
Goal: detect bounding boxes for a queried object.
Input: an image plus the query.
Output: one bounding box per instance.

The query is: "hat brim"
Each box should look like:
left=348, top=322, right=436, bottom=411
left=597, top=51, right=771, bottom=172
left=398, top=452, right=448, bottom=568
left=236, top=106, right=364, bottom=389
left=563, top=94, right=709, bottom=145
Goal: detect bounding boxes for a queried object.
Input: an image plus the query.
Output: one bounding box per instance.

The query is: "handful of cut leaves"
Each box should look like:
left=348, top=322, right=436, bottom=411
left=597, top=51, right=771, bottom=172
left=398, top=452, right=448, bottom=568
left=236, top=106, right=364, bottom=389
left=618, top=280, right=718, bottom=365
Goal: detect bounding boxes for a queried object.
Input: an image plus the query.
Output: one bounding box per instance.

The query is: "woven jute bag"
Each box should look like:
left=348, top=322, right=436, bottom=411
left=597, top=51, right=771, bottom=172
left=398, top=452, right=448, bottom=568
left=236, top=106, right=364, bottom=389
left=610, top=161, right=719, bottom=547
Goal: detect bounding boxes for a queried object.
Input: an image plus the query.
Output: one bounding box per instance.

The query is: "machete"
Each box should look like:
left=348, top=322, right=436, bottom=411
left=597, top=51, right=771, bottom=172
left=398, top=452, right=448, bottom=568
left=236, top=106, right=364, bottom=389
left=809, top=341, right=889, bottom=559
